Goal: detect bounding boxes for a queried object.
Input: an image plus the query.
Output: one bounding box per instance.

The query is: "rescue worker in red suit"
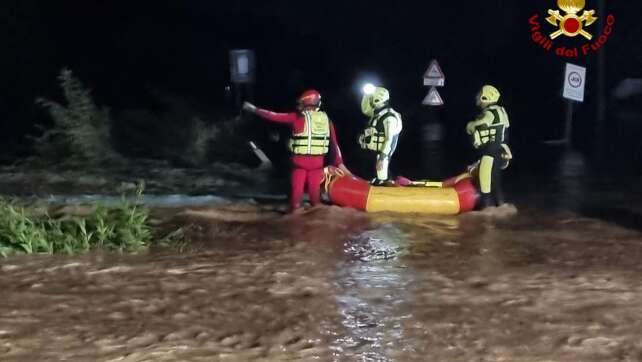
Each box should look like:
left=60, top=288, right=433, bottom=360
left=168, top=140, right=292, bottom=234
left=242, top=90, right=349, bottom=212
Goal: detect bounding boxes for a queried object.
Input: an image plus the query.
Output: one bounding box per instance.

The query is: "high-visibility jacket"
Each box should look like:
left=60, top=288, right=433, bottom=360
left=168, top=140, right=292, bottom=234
left=254, top=108, right=344, bottom=165
left=360, top=107, right=402, bottom=154
left=288, top=111, right=330, bottom=155
left=466, top=105, right=510, bottom=149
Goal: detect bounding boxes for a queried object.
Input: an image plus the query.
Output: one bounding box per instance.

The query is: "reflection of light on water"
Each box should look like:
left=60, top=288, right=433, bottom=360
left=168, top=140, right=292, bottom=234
left=556, top=150, right=589, bottom=210
left=421, top=123, right=445, bottom=177
left=332, top=267, right=403, bottom=361
left=344, top=224, right=407, bottom=261
left=559, top=150, right=586, bottom=178
left=422, top=123, right=444, bottom=142
left=330, top=224, right=411, bottom=360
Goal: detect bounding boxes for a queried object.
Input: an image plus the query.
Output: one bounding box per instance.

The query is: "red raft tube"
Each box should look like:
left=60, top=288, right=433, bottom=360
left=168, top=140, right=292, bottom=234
left=324, top=171, right=479, bottom=215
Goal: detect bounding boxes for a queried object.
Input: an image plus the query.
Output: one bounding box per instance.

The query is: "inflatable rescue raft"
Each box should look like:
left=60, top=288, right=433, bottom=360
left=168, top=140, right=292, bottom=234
left=324, top=172, right=479, bottom=215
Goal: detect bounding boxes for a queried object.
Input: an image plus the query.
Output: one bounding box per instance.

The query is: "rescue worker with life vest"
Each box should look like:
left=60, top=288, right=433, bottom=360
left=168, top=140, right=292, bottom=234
left=358, top=85, right=403, bottom=186
left=466, top=84, right=513, bottom=209
left=243, top=90, right=349, bottom=212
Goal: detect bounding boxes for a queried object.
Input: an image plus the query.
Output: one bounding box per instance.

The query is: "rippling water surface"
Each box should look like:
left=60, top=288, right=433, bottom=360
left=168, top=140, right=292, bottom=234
left=2, top=151, right=642, bottom=361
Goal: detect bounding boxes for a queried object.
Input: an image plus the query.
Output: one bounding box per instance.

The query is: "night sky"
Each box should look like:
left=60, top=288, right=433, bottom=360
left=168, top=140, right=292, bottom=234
left=1, top=1, right=640, bottom=171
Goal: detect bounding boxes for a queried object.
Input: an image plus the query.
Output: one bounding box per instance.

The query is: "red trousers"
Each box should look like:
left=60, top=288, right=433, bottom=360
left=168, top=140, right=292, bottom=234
left=290, top=155, right=325, bottom=211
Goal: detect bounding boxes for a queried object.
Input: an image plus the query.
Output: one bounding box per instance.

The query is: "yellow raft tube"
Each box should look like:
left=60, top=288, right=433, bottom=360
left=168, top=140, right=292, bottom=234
left=324, top=172, right=479, bottom=215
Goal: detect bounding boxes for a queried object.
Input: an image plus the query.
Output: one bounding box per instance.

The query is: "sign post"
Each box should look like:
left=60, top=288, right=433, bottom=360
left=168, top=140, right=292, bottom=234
left=422, top=60, right=445, bottom=106
left=562, top=63, right=587, bottom=148
left=563, top=63, right=586, bottom=102
left=229, top=49, right=256, bottom=107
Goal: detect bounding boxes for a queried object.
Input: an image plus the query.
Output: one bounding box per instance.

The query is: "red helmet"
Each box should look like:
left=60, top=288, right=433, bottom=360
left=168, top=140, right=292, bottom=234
left=297, top=89, right=322, bottom=109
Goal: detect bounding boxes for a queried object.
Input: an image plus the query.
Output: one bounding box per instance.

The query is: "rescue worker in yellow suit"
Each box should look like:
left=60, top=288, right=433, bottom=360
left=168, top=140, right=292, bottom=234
left=466, top=85, right=513, bottom=209
left=358, top=86, right=403, bottom=186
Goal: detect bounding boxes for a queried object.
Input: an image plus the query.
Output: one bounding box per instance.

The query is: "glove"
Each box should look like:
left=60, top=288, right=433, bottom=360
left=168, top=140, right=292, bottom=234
left=337, top=163, right=352, bottom=176
left=326, top=165, right=343, bottom=177
left=242, top=101, right=257, bottom=113
left=467, top=161, right=480, bottom=174
left=472, top=132, right=482, bottom=149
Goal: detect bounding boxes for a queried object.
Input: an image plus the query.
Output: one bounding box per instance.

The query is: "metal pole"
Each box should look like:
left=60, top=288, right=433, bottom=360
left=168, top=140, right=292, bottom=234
left=234, top=83, right=242, bottom=109
left=247, top=82, right=255, bottom=103
left=595, top=0, right=606, bottom=161
left=565, top=99, right=574, bottom=150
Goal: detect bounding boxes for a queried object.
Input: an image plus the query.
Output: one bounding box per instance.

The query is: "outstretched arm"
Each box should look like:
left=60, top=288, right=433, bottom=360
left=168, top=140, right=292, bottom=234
left=255, top=109, right=298, bottom=124
left=243, top=101, right=297, bottom=124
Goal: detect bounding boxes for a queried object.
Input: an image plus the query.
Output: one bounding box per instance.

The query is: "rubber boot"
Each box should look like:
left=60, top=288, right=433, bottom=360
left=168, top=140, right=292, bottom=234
left=371, top=178, right=397, bottom=187
left=478, top=194, right=493, bottom=210
left=371, top=178, right=388, bottom=187
left=493, top=189, right=505, bottom=207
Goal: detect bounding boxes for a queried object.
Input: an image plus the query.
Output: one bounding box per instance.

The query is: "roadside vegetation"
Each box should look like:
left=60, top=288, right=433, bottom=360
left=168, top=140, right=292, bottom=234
left=0, top=187, right=151, bottom=257
left=32, top=68, right=119, bottom=166
left=29, top=67, right=254, bottom=168
left=0, top=68, right=266, bottom=257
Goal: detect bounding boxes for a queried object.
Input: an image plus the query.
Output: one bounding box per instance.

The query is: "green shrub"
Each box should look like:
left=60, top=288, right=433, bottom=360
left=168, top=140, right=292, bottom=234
left=0, top=191, right=151, bottom=257
left=184, top=117, right=219, bottom=165
left=33, top=68, right=118, bottom=165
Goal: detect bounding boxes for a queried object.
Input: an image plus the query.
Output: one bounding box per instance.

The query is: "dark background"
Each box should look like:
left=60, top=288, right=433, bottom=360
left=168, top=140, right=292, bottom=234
left=1, top=1, right=640, bottom=177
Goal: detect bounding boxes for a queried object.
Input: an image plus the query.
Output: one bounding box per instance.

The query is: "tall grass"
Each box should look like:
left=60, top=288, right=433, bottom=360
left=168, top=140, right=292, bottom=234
left=0, top=190, right=151, bottom=257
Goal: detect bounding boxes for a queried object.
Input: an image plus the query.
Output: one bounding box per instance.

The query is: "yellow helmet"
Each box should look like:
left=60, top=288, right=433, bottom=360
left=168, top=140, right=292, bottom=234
left=371, top=87, right=390, bottom=109
left=478, top=84, right=500, bottom=105
left=361, top=86, right=390, bottom=117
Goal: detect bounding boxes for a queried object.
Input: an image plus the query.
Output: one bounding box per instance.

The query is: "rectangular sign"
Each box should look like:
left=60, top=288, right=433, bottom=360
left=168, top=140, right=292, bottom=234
left=423, top=78, right=445, bottom=87
left=229, top=49, right=255, bottom=83
left=563, top=63, right=586, bottom=102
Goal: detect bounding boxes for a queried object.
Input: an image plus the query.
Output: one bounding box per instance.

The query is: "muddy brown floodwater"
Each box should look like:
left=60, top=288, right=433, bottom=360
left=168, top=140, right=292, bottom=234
left=2, top=203, right=642, bottom=361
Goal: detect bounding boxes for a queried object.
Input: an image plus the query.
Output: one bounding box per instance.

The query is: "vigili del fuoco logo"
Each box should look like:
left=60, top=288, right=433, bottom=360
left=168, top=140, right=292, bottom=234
left=529, top=0, right=615, bottom=58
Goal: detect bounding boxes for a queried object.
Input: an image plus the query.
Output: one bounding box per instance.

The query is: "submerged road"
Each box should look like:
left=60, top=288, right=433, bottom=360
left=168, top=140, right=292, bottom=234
left=1, top=202, right=642, bottom=361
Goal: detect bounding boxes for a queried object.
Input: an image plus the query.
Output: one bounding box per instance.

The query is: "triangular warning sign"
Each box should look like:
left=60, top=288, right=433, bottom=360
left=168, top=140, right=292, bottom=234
left=424, top=60, right=445, bottom=80
left=422, top=87, right=444, bottom=106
